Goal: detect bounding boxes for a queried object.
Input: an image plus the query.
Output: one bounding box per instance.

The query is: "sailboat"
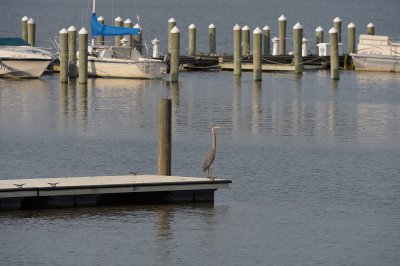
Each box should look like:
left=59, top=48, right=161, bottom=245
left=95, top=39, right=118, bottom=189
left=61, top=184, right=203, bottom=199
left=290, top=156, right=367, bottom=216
left=85, top=0, right=166, bottom=79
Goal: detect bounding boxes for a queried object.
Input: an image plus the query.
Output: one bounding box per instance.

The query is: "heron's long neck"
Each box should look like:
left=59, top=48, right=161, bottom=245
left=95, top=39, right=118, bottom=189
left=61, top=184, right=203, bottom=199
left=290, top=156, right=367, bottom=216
left=211, top=128, right=217, bottom=150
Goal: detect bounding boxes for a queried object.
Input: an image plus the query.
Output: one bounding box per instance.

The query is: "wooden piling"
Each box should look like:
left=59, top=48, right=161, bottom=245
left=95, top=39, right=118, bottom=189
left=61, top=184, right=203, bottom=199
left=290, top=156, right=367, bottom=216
left=68, top=26, right=78, bottom=78
left=133, top=24, right=142, bottom=53
left=367, top=23, right=374, bottom=35
left=158, top=99, right=172, bottom=176
left=59, top=28, right=68, bottom=83
left=329, top=27, right=339, bottom=80
left=170, top=26, right=180, bottom=83
left=78, top=28, right=88, bottom=84
left=209, top=24, right=216, bottom=55
left=168, top=18, right=176, bottom=53
left=123, top=19, right=133, bottom=47
left=97, top=16, right=104, bottom=45
left=253, top=27, right=262, bottom=81
left=242, top=25, right=250, bottom=57
left=188, top=24, right=196, bottom=56
left=293, top=23, right=303, bottom=74
left=347, top=23, right=356, bottom=54
left=262, top=25, right=270, bottom=56
left=27, top=18, right=35, bottom=46
left=233, top=24, right=242, bottom=76
left=21, top=16, right=28, bottom=42
left=315, top=26, right=324, bottom=55
left=278, top=15, right=287, bottom=55
left=114, top=16, right=122, bottom=46
left=333, top=17, right=342, bottom=43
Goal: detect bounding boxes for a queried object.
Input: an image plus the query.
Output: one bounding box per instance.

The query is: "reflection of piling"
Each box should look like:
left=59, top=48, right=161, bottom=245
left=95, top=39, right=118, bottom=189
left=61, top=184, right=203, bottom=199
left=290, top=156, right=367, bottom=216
left=347, top=23, right=356, bottom=54
left=97, top=16, right=104, bottom=45
left=168, top=18, right=176, bottom=53
left=242, top=25, right=250, bottom=57
left=170, top=26, right=180, bottom=83
left=27, top=18, right=36, bottom=46
left=59, top=28, right=68, bottom=83
left=329, top=27, right=340, bottom=80
left=188, top=24, right=196, bottom=56
left=233, top=24, right=242, bottom=76
left=209, top=24, right=216, bottom=55
left=21, top=16, right=28, bottom=42
left=158, top=99, right=172, bottom=176
left=262, top=25, right=270, bottom=56
left=367, top=23, right=374, bottom=35
left=315, top=26, right=324, bottom=55
left=278, top=15, right=287, bottom=55
left=68, top=26, right=78, bottom=78
left=114, top=16, right=122, bottom=46
left=252, top=27, right=262, bottom=81
left=293, top=23, right=303, bottom=74
left=78, top=28, right=88, bottom=84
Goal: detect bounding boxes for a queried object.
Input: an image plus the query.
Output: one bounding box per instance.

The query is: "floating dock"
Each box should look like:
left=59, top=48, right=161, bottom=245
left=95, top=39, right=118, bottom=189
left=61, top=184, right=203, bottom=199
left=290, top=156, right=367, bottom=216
left=0, top=175, right=231, bottom=210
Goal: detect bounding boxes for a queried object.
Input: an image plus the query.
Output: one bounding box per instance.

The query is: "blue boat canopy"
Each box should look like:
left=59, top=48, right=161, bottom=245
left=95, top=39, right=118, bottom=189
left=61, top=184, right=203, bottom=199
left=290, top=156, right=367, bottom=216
left=0, top=38, right=29, bottom=46
left=91, top=13, right=140, bottom=38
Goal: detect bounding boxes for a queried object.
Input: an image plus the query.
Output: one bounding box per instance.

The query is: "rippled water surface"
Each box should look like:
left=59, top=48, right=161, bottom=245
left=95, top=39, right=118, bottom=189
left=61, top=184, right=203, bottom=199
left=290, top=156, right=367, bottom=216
left=1, top=0, right=400, bottom=265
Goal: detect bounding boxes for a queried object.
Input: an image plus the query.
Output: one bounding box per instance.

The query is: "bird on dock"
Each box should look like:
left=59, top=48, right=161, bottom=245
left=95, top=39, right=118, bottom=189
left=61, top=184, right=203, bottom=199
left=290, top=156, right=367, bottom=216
left=202, top=125, right=223, bottom=180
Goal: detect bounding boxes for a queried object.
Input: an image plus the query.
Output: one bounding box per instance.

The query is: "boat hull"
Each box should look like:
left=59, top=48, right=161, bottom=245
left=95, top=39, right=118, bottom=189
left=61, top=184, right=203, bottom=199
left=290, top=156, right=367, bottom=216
left=350, top=53, right=400, bottom=73
left=87, top=57, right=165, bottom=79
left=0, top=58, right=52, bottom=78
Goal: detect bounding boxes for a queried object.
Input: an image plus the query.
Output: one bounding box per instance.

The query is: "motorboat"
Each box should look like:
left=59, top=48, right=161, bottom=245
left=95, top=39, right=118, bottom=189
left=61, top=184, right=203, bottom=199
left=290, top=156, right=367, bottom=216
left=83, top=0, right=166, bottom=79
left=0, top=38, right=53, bottom=78
left=350, top=34, right=400, bottom=73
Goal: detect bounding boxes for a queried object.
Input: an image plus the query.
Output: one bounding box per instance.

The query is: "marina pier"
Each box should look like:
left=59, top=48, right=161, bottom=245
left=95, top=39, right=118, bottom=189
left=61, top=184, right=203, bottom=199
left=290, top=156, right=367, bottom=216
left=0, top=175, right=231, bottom=210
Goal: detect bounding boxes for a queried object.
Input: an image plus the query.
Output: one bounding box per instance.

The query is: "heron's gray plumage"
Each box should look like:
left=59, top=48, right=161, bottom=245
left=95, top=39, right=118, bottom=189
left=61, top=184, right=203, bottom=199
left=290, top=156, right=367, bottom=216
left=202, top=125, right=223, bottom=178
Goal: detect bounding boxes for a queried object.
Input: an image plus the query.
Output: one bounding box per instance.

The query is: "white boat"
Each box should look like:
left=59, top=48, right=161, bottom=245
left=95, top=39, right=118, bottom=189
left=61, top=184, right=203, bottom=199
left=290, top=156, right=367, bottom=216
left=350, top=34, right=400, bottom=73
left=87, top=45, right=165, bottom=79
left=0, top=38, right=53, bottom=78
left=83, top=0, right=166, bottom=79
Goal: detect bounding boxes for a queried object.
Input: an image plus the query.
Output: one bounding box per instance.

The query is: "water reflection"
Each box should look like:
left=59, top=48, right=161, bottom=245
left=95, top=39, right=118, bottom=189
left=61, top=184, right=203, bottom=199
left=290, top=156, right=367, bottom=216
left=251, top=81, right=261, bottom=135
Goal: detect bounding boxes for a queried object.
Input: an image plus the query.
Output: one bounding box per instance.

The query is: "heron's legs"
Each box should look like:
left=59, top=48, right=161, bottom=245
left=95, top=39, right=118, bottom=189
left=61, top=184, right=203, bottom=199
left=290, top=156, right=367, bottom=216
left=208, top=165, right=214, bottom=180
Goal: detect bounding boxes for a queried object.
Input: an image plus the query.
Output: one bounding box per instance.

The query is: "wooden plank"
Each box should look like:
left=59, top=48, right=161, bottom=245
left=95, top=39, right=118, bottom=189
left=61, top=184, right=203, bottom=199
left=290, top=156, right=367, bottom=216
left=220, top=62, right=295, bottom=71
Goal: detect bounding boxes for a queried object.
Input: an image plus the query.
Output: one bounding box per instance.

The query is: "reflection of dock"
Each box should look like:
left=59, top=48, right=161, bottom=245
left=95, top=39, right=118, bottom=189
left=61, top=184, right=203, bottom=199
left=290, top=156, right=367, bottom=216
left=0, top=175, right=231, bottom=210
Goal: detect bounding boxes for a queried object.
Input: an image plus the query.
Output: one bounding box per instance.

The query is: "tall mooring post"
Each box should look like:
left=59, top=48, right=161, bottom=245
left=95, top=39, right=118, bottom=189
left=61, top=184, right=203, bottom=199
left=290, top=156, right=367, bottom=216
left=333, top=17, right=342, bottom=43
left=293, top=22, right=303, bottom=74
left=21, top=16, right=29, bottom=42
left=367, top=23, right=375, bottom=35
left=114, top=16, right=122, bottom=46
left=242, top=25, right=250, bottom=57
left=97, top=16, right=104, bottom=45
left=233, top=24, right=242, bottom=76
left=329, top=27, right=340, bottom=80
left=188, top=24, right=196, bottom=56
left=262, top=25, right=271, bottom=56
left=27, top=18, right=36, bottom=46
left=78, top=28, right=88, bottom=84
left=347, top=23, right=356, bottom=54
left=170, top=26, right=180, bottom=83
left=68, top=26, right=78, bottom=78
left=315, top=26, right=324, bottom=55
left=59, top=28, right=68, bottom=83
left=253, top=27, right=262, bottom=81
left=209, top=24, right=216, bottom=55
left=158, top=99, right=172, bottom=176
left=278, top=15, right=287, bottom=55
left=168, top=18, right=176, bottom=53
left=123, top=19, right=133, bottom=47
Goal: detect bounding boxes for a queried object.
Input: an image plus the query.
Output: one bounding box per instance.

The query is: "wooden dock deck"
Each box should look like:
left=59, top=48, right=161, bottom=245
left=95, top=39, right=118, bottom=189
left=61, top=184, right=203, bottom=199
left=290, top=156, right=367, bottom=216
left=0, top=175, right=231, bottom=210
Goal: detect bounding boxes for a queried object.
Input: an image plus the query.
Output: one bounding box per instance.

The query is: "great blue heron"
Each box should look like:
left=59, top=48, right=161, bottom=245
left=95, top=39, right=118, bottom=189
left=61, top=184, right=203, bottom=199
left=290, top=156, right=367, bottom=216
left=202, top=125, right=223, bottom=180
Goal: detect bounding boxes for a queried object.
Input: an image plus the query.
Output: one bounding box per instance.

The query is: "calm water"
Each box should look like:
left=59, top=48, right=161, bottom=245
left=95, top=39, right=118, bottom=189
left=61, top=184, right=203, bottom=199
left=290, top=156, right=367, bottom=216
left=1, top=1, right=400, bottom=265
